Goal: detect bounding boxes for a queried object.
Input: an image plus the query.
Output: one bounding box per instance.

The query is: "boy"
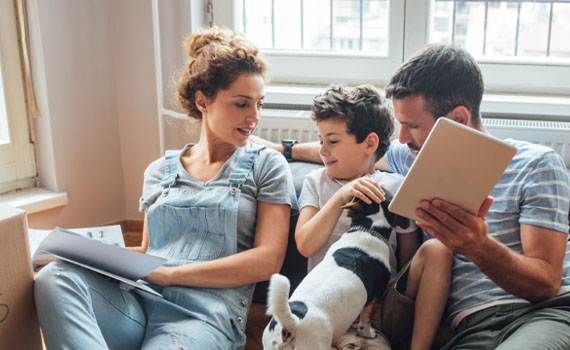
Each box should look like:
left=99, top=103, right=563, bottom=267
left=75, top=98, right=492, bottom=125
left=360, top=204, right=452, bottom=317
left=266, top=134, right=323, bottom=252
left=296, top=84, right=452, bottom=350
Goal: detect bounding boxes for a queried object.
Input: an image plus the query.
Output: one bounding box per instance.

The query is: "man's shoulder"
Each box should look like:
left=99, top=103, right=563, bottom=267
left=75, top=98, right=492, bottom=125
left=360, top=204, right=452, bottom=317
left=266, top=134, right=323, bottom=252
left=506, top=138, right=565, bottom=170
left=506, top=138, right=556, bottom=155
left=370, top=170, right=404, bottom=195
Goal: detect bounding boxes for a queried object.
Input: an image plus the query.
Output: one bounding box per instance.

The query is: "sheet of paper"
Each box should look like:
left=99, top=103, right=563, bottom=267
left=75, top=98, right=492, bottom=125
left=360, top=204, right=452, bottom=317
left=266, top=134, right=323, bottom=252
left=28, top=228, right=51, bottom=256
left=28, top=225, right=125, bottom=257
left=67, top=225, right=125, bottom=247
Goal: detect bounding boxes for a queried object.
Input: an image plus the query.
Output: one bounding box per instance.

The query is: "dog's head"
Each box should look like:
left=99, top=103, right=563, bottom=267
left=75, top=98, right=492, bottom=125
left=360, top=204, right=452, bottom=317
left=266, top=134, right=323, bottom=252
left=341, top=189, right=411, bottom=237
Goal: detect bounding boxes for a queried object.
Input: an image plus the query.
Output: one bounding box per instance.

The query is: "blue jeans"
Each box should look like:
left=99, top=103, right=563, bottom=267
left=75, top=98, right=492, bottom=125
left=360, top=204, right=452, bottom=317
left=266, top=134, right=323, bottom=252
left=35, top=261, right=233, bottom=350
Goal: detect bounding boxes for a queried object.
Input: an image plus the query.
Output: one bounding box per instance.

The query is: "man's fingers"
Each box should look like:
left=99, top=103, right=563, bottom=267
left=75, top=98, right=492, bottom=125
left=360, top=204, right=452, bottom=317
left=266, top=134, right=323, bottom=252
left=419, top=200, right=463, bottom=233
left=477, top=196, right=495, bottom=218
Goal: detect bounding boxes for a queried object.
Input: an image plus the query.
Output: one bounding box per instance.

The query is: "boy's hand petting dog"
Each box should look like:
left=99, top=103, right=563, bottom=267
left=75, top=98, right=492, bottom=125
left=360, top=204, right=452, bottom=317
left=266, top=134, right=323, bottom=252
left=334, top=177, right=386, bottom=207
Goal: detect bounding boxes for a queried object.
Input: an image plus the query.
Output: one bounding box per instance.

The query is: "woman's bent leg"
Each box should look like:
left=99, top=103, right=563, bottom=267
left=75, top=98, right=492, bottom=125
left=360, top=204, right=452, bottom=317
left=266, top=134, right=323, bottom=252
left=142, top=318, right=234, bottom=350
left=34, top=261, right=146, bottom=350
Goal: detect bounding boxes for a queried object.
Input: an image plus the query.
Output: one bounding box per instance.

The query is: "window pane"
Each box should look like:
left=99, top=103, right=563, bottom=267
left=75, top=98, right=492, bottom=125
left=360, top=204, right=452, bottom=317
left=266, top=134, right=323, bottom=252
left=362, top=0, right=389, bottom=54
left=429, top=0, right=570, bottom=62
left=0, top=60, right=10, bottom=144
left=518, top=3, right=550, bottom=58
left=242, top=0, right=389, bottom=54
left=454, top=2, right=485, bottom=56
left=484, top=3, right=518, bottom=57
left=332, top=0, right=360, bottom=51
left=243, top=0, right=272, bottom=48
left=551, top=3, right=570, bottom=58
left=303, top=0, right=332, bottom=50
left=430, top=2, right=453, bottom=44
left=274, top=0, right=301, bottom=49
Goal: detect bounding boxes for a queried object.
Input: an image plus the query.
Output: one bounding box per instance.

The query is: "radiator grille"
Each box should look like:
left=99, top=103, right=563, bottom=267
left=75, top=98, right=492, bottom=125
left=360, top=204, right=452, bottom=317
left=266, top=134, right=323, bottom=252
left=257, top=110, right=570, bottom=168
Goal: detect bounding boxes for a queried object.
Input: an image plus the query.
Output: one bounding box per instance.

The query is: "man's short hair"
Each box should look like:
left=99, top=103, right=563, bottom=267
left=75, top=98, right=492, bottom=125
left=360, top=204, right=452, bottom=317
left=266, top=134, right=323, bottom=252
left=385, top=44, right=484, bottom=126
left=311, top=84, right=394, bottom=161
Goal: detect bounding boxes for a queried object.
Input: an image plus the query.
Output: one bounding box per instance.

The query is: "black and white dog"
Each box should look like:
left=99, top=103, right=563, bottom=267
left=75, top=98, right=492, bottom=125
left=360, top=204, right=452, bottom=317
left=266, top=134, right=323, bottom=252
left=262, top=195, right=411, bottom=350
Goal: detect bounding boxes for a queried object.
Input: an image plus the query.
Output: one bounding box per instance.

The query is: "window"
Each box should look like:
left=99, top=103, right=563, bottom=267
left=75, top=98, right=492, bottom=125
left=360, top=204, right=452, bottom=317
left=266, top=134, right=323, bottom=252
left=427, top=0, right=570, bottom=94
left=211, top=0, right=570, bottom=95
left=240, top=0, right=389, bottom=54
left=0, top=0, right=37, bottom=194
left=213, top=0, right=405, bottom=86
left=430, top=0, right=570, bottom=60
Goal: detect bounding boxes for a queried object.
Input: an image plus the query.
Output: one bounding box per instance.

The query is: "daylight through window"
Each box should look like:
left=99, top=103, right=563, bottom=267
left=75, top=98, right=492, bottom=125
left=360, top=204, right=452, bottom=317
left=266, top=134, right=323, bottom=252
left=239, top=0, right=390, bottom=55
left=430, top=0, right=570, bottom=61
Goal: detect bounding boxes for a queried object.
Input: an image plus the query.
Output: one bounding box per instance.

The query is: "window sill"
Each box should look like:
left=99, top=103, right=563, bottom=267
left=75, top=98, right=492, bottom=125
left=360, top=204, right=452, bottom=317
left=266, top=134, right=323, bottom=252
left=264, top=85, right=570, bottom=120
left=0, top=187, right=68, bottom=214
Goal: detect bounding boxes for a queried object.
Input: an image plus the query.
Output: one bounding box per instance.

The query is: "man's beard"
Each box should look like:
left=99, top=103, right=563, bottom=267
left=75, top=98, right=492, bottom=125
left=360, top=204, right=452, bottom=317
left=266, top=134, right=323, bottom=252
left=407, top=142, right=420, bottom=152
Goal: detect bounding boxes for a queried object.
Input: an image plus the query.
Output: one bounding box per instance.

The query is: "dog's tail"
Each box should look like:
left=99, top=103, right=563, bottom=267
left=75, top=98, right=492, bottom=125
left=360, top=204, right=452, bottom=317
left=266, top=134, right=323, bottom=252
left=266, top=273, right=298, bottom=332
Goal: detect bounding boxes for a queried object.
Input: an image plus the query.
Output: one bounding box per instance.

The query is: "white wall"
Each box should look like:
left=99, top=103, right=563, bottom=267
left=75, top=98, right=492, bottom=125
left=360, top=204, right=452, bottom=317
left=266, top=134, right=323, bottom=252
left=112, top=0, right=161, bottom=221
left=27, top=0, right=162, bottom=228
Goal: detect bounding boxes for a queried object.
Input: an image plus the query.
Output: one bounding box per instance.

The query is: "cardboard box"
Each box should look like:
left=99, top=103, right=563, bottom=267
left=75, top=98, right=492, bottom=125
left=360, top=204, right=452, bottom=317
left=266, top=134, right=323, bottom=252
left=0, top=204, right=42, bottom=349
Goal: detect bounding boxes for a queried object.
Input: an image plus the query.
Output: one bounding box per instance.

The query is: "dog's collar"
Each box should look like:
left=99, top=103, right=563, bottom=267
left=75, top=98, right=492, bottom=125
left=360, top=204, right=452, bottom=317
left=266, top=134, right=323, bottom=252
left=347, top=224, right=390, bottom=243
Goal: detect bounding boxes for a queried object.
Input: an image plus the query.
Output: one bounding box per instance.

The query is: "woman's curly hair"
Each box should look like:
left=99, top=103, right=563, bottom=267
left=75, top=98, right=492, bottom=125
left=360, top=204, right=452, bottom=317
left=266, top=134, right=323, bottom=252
left=177, top=27, right=268, bottom=120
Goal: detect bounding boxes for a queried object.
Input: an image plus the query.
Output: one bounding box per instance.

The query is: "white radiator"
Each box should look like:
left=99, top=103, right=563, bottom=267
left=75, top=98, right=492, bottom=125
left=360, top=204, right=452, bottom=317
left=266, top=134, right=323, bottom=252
left=257, top=109, right=570, bottom=168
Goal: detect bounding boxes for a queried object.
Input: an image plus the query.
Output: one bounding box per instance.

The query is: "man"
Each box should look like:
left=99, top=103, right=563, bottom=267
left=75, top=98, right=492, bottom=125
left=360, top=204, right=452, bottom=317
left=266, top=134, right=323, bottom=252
left=254, top=44, right=570, bottom=349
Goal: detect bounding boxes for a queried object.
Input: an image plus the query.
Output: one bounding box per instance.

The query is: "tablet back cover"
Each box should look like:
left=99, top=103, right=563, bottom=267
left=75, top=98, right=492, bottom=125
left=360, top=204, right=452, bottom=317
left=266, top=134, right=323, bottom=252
left=388, top=118, right=517, bottom=224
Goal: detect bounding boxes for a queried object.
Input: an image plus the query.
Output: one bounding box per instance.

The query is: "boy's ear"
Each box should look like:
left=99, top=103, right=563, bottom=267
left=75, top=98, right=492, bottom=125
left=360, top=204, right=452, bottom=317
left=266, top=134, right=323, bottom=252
left=364, top=132, right=379, bottom=156
left=195, top=91, right=208, bottom=114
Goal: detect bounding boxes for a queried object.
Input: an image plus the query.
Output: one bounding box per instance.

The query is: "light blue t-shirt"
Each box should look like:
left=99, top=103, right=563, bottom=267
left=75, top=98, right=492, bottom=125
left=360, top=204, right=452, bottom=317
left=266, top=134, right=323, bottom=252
left=387, top=138, right=570, bottom=328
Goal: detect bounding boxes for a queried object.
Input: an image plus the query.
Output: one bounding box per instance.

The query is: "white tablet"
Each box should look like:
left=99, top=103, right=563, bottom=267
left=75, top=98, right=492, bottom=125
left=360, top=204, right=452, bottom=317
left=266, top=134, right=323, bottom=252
left=388, top=118, right=517, bottom=224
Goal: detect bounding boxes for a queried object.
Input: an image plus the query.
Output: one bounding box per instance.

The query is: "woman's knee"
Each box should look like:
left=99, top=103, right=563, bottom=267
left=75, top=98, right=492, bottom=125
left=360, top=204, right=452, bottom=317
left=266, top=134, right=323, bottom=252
left=35, top=261, right=91, bottom=301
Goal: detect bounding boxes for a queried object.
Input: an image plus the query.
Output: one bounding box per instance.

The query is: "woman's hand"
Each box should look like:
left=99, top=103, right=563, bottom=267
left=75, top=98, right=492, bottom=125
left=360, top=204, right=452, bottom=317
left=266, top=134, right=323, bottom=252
left=334, top=177, right=385, bottom=206
left=142, top=266, right=174, bottom=286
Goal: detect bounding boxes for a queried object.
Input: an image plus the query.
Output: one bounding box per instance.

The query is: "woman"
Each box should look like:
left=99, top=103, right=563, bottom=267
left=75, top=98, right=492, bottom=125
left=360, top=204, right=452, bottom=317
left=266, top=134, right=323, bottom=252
left=34, top=27, right=297, bottom=349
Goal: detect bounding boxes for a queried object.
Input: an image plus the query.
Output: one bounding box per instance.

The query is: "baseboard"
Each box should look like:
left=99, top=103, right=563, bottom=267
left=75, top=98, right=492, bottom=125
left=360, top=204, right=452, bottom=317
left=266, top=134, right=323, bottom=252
left=107, top=219, right=143, bottom=232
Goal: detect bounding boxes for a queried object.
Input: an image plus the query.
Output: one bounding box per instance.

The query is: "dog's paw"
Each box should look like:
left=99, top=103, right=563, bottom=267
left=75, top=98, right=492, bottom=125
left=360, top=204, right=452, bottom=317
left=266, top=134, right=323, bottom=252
left=356, top=324, right=377, bottom=339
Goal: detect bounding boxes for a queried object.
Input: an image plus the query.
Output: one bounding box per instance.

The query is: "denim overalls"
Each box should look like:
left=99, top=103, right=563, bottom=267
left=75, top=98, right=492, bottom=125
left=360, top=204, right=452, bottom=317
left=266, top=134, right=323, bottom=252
left=139, top=145, right=265, bottom=349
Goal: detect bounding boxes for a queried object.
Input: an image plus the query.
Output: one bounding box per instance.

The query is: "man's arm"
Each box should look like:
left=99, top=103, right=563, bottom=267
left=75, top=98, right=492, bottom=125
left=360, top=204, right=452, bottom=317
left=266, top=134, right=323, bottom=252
left=417, top=198, right=566, bottom=302
left=249, top=135, right=322, bottom=163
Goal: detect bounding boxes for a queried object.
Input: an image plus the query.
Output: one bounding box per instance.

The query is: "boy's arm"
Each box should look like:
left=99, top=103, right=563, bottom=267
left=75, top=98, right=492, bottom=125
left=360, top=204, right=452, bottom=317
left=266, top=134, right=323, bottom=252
left=296, top=177, right=386, bottom=258
left=295, top=203, right=343, bottom=258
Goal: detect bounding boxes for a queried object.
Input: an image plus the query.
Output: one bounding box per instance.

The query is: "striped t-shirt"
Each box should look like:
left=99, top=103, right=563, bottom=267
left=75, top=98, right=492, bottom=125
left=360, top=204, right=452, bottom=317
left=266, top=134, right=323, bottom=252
left=386, top=138, right=570, bottom=329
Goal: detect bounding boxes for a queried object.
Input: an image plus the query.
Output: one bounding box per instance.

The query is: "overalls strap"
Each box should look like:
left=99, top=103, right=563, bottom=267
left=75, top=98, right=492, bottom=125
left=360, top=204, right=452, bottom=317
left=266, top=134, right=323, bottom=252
left=160, top=150, right=180, bottom=189
left=228, top=145, right=266, bottom=195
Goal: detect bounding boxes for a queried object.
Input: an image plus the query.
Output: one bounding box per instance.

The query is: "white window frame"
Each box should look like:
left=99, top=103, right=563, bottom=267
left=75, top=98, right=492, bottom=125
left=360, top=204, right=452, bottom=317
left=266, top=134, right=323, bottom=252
left=212, top=0, right=570, bottom=96
left=212, top=0, right=405, bottom=86
left=0, top=0, right=37, bottom=194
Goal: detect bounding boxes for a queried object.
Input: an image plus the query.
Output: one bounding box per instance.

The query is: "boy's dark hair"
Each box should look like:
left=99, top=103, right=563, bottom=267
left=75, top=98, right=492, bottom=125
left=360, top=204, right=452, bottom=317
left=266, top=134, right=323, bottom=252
left=312, top=84, right=394, bottom=161
left=385, top=44, right=484, bottom=127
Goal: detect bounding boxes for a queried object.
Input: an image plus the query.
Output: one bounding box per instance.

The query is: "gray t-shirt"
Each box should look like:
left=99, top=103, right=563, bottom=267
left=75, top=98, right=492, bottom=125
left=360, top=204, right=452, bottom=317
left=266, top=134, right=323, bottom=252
left=139, top=143, right=298, bottom=253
